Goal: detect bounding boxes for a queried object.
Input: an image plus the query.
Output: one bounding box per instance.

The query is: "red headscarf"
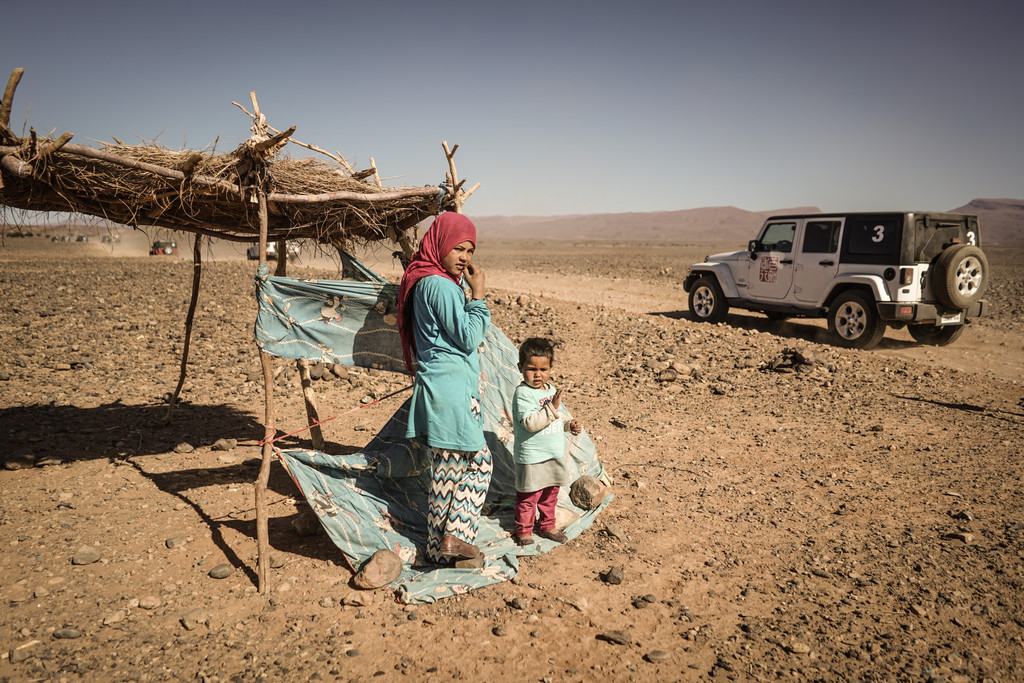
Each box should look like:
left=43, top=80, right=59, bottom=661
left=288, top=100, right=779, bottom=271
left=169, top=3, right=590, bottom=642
left=397, top=212, right=478, bottom=374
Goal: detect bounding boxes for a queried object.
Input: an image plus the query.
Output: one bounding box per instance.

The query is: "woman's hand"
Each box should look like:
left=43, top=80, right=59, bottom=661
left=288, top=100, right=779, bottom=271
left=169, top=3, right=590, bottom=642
left=464, top=263, right=486, bottom=300
left=568, top=419, right=582, bottom=435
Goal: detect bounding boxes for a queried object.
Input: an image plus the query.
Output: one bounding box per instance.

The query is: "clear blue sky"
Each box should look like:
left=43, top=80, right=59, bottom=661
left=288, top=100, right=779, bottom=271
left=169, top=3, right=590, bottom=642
left=2, top=0, right=1021, bottom=217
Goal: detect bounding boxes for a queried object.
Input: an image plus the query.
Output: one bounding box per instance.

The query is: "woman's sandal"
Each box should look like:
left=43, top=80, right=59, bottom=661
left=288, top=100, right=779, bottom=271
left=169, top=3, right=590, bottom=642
left=439, top=534, right=480, bottom=560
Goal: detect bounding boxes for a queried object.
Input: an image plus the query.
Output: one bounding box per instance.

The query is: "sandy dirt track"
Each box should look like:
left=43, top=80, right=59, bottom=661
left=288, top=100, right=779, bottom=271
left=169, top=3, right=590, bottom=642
left=1, top=235, right=1022, bottom=682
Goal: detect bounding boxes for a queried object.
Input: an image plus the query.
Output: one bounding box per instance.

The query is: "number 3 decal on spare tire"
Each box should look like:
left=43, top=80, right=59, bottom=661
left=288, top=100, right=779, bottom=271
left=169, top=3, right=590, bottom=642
left=932, top=245, right=988, bottom=309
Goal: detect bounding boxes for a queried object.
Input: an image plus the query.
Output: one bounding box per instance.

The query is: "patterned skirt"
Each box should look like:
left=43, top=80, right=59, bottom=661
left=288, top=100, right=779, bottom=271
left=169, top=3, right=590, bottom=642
left=425, top=446, right=493, bottom=563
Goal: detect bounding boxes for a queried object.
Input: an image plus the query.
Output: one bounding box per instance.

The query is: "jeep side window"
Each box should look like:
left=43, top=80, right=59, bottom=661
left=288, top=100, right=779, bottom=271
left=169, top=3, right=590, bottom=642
left=758, top=222, right=796, bottom=253
left=845, top=218, right=900, bottom=256
left=802, top=221, right=841, bottom=253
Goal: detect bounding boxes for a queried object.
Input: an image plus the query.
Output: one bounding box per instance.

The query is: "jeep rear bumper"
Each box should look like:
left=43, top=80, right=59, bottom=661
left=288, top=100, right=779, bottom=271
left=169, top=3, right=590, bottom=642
left=877, top=299, right=988, bottom=325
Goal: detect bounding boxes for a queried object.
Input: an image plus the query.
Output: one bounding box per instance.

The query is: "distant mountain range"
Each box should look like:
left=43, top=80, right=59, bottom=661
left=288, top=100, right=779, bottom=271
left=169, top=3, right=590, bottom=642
left=6, top=198, right=1022, bottom=245
left=948, top=198, right=1024, bottom=245
left=470, top=198, right=1024, bottom=244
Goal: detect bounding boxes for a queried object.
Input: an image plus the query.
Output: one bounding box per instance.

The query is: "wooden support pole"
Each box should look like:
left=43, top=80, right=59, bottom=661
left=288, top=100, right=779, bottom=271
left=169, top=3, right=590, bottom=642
left=165, top=234, right=202, bottom=424
left=269, top=238, right=324, bottom=451
left=274, top=239, right=287, bottom=277
left=255, top=186, right=275, bottom=594
left=275, top=235, right=326, bottom=450
left=1, top=68, right=23, bottom=129
left=395, top=225, right=417, bottom=267
left=296, top=359, right=325, bottom=450
left=441, top=140, right=480, bottom=213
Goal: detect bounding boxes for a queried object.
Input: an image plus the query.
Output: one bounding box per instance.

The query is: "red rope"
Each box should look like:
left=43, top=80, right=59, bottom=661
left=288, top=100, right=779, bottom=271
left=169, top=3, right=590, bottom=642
left=259, top=383, right=413, bottom=446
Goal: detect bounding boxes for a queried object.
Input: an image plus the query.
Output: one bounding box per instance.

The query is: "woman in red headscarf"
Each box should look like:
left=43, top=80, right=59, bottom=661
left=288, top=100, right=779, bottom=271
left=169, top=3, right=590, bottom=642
left=397, top=212, right=492, bottom=563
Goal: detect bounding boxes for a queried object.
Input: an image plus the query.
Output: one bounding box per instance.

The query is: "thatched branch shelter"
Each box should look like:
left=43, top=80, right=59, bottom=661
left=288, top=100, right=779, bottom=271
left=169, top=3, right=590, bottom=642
left=0, top=67, right=479, bottom=591
left=0, top=68, right=477, bottom=254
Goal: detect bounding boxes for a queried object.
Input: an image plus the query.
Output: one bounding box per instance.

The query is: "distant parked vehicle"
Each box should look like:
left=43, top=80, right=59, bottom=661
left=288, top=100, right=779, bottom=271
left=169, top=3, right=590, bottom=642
left=75, top=234, right=89, bottom=242
left=247, top=241, right=300, bottom=261
left=150, top=240, right=179, bottom=256
left=101, top=234, right=121, bottom=244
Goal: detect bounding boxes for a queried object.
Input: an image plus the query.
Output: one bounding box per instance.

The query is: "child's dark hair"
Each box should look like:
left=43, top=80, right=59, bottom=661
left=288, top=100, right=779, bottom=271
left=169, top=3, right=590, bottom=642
left=518, top=337, right=555, bottom=366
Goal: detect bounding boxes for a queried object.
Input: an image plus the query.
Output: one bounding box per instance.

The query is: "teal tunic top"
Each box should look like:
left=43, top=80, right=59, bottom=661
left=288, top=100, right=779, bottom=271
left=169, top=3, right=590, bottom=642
left=404, top=275, right=491, bottom=451
left=512, top=382, right=569, bottom=465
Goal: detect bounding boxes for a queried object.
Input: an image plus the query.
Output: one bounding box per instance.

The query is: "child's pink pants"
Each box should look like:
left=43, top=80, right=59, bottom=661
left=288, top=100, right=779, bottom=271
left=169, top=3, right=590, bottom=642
left=514, top=486, right=559, bottom=537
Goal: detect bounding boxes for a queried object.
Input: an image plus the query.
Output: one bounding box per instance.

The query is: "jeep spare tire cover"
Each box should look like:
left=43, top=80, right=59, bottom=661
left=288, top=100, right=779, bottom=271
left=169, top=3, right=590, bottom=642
left=933, top=245, right=988, bottom=309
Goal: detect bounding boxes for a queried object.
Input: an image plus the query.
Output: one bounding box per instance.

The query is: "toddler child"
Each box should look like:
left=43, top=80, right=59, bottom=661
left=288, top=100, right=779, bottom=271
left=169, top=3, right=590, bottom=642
left=511, top=337, right=582, bottom=546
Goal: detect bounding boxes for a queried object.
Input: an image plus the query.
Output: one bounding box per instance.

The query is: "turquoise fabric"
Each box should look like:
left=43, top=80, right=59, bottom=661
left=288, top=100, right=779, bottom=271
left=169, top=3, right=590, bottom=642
left=405, top=275, right=491, bottom=451
left=512, top=382, right=571, bottom=465
left=254, top=257, right=610, bottom=603
left=254, top=274, right=406, bottom=375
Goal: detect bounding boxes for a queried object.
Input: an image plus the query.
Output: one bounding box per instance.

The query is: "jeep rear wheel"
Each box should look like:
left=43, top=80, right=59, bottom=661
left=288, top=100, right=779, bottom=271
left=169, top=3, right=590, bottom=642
left=827, top=291, right=885, bottom=349
left=907, top=323, right=966, bottom=346
left=688, top=276, right=729, bottom=323
left=933, top=245, right=988, bottom=309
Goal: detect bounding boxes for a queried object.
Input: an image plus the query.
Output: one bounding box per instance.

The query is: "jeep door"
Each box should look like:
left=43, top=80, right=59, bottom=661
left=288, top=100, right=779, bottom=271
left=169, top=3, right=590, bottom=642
left=746, top=220, right=798, bottom=299
left=792, top=219, right=843, bottom=303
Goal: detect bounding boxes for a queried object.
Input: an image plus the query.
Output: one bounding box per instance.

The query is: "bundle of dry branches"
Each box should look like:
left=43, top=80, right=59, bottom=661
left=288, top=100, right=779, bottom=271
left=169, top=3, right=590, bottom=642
left=0, top=68, right=477, bottom=249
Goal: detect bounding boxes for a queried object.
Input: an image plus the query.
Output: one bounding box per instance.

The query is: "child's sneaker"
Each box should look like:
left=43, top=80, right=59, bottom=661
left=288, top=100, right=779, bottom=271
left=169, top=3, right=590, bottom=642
left=538, top=529, right=568, bottom=543
left=514, top=534, right=535, bottom=546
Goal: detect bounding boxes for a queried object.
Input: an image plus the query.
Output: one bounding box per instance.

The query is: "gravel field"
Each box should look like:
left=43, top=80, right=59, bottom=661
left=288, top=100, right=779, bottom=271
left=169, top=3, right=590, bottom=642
left=1, top=236, right=1022, bottom=682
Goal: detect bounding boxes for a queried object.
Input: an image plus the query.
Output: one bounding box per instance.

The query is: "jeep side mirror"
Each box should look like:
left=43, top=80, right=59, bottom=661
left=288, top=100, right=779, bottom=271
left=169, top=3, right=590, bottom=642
left=748, top=240, right=759, bottom=258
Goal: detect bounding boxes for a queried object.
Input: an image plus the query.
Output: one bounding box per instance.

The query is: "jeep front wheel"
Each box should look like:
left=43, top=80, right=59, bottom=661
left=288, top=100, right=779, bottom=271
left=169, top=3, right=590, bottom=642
left=907, top=323, right=965, bottom=346
left=933, top=245, right=988, bottom=309
left=688, top=276, right=728, bottom=323
left=827, top=291, right=885, bottom=349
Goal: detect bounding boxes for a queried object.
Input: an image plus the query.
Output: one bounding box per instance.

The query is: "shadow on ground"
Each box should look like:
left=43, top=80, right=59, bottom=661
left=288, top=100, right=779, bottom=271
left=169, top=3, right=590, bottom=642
left=130, top=457, right=358, bottom=585
left=0, top=400, right=266, bottom=464
left=1, top=401, right=368, bottom=584
left=653, top=309, right=927, bottom=350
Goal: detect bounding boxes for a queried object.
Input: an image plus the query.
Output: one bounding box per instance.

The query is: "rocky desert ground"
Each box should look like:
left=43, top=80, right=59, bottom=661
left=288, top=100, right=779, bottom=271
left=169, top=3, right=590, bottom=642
left=1, top=233, right=1022, bottom=682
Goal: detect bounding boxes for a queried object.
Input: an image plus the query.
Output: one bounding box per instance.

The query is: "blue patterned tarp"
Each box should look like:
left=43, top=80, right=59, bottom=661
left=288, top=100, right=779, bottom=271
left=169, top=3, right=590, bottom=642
left=254, top=266, right=610, bottom=603
left=255, top=271, right=406, bottom=375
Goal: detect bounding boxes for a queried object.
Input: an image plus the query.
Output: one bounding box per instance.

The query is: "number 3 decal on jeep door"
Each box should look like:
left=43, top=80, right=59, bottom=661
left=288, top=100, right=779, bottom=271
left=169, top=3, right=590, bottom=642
left=871, top=225, right=885, bottom=242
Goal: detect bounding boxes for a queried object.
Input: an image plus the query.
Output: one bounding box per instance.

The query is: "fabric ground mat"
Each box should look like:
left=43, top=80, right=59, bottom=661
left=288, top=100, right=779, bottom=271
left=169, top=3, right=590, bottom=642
left=257, top=265, right=610, bottom=603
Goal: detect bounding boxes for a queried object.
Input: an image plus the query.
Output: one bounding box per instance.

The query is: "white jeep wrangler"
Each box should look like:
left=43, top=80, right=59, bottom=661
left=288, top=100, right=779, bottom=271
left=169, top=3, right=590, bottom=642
left=683, top=212, right=989, bottom=348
